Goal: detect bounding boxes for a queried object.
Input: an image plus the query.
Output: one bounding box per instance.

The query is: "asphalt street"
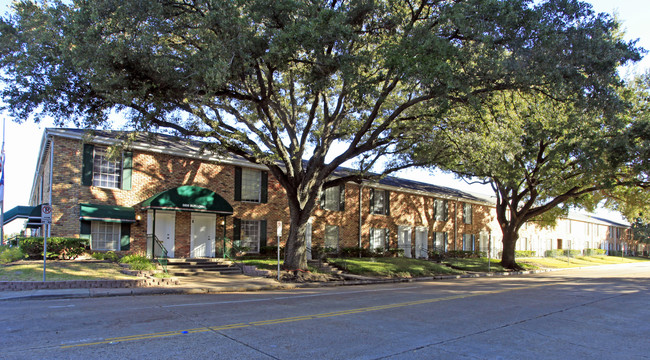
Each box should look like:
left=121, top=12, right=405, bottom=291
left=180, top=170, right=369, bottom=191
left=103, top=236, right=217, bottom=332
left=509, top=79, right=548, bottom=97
left=2, top=262, right=649, bottom=359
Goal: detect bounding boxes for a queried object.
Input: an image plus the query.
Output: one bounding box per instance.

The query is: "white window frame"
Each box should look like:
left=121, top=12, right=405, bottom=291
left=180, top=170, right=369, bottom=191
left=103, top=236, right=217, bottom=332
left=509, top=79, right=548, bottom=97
left=463, top=203, right=472, bottom=224
left=241, top=168, right=262, bottom=202
left=433, top=232, right=447, bottom=252
left=92, top=147, right=122, bottom=189
left=462, top=234, right=475, bottom=251
left=241, top=220, right=261, bottom=253
left=323, top=186, right=341, bottom=211
left=325, top=225, right=339, bottom=250
left=370, top=228, right=387, bottom=250
left=91, top=221, right=121, bottom=251
left=434, top=199, right=447, bottom=221
left=372, top=189, right=388, bottom=215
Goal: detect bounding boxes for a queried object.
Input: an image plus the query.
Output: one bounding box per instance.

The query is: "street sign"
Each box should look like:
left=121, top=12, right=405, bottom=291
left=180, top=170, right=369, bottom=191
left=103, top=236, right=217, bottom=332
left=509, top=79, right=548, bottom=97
left=41, top=204, right=52, bottom=224
left=277, top=221, right=282, bottom=237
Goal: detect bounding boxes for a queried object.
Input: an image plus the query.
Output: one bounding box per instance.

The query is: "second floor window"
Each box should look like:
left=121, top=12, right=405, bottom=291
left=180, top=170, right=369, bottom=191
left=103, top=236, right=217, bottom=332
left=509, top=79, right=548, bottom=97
left=434, top=199, right=448, bottom=221
left=235, top=167, right=268, bottom=203
left=93, top=147, right=122, bottom=189
left=321, top=185, right=345, bottom=211
left=463, top=203, right=472, bottom=224
left=370, top=189, right=390, bottom=215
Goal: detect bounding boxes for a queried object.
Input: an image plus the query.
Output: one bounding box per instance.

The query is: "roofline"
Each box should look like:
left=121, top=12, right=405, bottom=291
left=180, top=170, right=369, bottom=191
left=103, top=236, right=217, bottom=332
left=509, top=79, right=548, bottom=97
left=36, top=128, right=502, bottom=207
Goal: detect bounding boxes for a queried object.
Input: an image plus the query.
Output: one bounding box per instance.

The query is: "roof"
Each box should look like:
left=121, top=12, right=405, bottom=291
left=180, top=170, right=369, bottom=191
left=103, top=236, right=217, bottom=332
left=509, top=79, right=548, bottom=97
left=38, top=128, right=495, bottom=206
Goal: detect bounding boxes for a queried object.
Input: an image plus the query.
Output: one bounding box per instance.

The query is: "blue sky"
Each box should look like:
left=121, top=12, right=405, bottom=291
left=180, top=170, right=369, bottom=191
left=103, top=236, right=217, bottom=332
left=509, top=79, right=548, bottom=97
left=0, top=0, right=648, bottom=234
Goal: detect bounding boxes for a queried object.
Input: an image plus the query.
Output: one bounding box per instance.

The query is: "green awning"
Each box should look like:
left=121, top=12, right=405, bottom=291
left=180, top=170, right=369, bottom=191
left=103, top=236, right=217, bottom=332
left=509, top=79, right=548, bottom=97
left=141, top=185, right=233, bottom=215
left=79, top=204, right=136, bottom=223
left=3, top=205, right=34, bottom=225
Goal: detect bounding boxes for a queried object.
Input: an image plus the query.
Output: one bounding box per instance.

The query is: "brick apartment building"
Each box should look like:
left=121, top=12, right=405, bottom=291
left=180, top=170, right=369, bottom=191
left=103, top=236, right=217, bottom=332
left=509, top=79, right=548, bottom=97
left=10, top=128, right=495, bottom=259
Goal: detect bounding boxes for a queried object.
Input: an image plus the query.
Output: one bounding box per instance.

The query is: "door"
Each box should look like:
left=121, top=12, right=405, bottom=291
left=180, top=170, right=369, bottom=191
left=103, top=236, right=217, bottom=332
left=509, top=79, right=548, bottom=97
left=398, top=226, right=412, bottom=258
left=148, top=210, right=175, bottom=258
left=415, top=227, right=428, bottom=259
left=191, top=213, right=216, bottom=258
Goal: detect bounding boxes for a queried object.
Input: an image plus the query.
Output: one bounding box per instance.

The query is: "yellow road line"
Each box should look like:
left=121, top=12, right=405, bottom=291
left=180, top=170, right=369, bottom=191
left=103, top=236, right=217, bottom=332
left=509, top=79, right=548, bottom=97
left=60, top=284, right=548, bottom=349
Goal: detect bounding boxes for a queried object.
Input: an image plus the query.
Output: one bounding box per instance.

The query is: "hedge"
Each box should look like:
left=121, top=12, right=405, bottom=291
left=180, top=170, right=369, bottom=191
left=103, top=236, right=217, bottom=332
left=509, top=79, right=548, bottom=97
left=20, top=237, right=88, bottom=260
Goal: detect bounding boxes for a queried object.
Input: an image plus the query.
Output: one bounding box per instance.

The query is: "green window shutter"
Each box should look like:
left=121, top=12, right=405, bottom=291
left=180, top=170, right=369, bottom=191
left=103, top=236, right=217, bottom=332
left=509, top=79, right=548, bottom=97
left=259, top=220, right=267, bottom=248
left=385, top=228, right=390, bottom=250
left=82, top=144, right=94, bottom=186
left=234, top=167, right=242, bottom=201
left=319, top=188, right=325, bottom=209
left=233, top=218, right=241, bottom=241
left=121, top=151, right=132, bottom=191
left=472, top=234, right=476, bottom=251
left=80, top=220, right=91, bottom=241
left=369, top=188, right=375, bottom=214
left=339, top=185, right=345, bottom=211
left=385, top=190, right=390, bottom=216
left=444, top=232, right=448, bottom=252
left=443, top=200, right=449, bottom=221
left=261, top=171, right=268, bottom=203
left=120, top=223, right=131, bottom=251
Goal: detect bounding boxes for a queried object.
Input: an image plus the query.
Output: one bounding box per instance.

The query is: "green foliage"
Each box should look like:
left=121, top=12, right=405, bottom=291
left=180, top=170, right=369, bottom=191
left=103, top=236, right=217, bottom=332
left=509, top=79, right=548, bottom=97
left=1, top=0, right=640, bottom=270
left=545, top=249, right=581, bottom=258
left=327, top=257, right=462, bottom=277
left=515, top=250, right=536, bottom=257
left=19, top=237, right=88, bottom=260
left=445, top=250, right=485, bottom=259
left=91, top=251, right=120, bottom=262
left=119, top=254, right=155, bottom=271
left=0, top=245, right=24, bottom=264
left=584, top=248, right=606, bottom=256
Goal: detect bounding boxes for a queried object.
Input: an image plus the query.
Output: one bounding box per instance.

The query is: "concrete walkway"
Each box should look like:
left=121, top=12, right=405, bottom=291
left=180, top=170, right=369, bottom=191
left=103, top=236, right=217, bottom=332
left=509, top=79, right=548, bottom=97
left=0, top=267, right=561, bottom=301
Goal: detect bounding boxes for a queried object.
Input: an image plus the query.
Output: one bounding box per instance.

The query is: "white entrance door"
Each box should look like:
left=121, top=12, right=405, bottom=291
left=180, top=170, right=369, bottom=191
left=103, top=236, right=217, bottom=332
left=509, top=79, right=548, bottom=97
left=415, top=227, right=428, bottom=259
left=398, top=226, right=412, bottom=258
left=191, top=213, right=216, bottom=258
left=148, top=210, right=175, bottom=258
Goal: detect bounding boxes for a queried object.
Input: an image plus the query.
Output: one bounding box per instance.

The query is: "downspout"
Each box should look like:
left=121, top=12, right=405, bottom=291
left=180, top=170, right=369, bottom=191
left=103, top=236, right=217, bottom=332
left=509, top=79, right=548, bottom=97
left=48, top=137, right=54, bottom=237
left=358, top=183, right=365, bottom=258
left=454, top=197, right=459, bottom=251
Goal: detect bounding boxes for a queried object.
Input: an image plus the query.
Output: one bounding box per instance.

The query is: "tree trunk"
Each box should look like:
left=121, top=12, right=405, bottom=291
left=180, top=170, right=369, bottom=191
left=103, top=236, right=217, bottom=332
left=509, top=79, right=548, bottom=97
left=500, top=228, right=521, bottom=270
left=282, top=197, right=315, bottom=270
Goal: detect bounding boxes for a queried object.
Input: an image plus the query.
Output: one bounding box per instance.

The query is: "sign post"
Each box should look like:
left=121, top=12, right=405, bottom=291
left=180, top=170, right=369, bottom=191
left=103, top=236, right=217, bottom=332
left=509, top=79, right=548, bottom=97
left=41, top=204, right=52, bottom=282
left=277, top=221, right=282, bottom=282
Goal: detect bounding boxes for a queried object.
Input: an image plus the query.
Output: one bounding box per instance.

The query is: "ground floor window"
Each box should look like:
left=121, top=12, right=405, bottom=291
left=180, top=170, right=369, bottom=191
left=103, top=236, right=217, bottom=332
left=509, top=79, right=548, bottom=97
left=325, top=225, right=339, bottom=250
left=91, top=222, right=121, bottom=251
left=370, top=228, right=387, bottom=250
left=241, top=220, right=261, bottom=253
left=462, top=234, right=475, bottom=251
left=433, top=232, right=447, bottom=252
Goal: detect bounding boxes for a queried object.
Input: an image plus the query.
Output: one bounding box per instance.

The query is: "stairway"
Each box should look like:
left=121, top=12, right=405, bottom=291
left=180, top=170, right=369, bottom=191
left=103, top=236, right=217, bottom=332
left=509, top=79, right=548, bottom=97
left=307, top=259, right=344, bottom=274
left=163, top=258, right=243, bottom=276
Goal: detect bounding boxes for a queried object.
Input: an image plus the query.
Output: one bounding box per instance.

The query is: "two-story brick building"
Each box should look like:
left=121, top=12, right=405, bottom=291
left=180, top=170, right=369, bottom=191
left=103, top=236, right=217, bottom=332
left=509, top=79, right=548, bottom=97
left=10, top=128, right=495, bottom=259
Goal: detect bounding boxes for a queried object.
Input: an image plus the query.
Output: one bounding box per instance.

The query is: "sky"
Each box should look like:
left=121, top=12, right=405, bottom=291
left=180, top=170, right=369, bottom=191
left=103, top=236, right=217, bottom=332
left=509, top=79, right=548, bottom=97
left=0, top=0, right=648, bottom=234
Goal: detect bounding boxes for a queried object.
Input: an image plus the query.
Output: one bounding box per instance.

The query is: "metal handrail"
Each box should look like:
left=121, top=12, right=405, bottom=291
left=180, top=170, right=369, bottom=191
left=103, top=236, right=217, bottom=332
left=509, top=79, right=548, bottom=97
left=149, top=234, right=168, bottom=274
left=221, top=238, right=244, bottom=271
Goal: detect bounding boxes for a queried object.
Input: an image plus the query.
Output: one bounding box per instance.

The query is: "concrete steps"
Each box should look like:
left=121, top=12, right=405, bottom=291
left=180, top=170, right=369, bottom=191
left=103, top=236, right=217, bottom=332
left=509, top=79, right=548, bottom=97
left=307, top=260, right=344, bottom=274
left=161, top=258, right=243, bottom=276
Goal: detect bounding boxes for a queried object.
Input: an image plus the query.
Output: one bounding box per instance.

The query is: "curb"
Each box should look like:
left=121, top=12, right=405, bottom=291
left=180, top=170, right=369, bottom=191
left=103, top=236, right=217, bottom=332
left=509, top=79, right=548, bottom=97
left=0, top=265, right=610, bottom=301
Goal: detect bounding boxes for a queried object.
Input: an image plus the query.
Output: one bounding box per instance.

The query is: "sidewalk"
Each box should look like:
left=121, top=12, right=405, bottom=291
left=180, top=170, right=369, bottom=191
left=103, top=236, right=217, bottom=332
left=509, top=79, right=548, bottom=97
left=0, top=268, right=559, bottom=301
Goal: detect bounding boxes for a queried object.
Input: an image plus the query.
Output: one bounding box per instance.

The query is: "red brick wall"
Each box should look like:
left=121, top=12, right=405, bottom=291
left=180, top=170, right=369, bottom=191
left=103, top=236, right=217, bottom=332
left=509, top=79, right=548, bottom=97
left=43, top=135, right=493, bottom=257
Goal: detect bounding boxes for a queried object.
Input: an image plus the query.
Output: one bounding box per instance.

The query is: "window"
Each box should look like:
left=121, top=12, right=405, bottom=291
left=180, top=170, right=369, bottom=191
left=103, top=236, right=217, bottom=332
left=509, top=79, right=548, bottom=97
left=235, top=167, right=268, bottom=203
left=462, top=234, right=475, bottom=251
left=325, top=225, right=339, bottom=250
left=434, top=199, right=448, bottom=221
left=463, top=203, right=472, bottom=224
left=433, top=232, right=447, bottom=252
left=92, top=147, right=122, bottom=188
left=241, top=220, right=261, bottom=253
left=370, top=189, right=390, bottom=215
left=91, top=221, right=121, bottom=251
left=241, top=168, right=262, bottom=202
left=370, top=228, right=388, bottom=250
left=321, top=185, right=345, bottom=211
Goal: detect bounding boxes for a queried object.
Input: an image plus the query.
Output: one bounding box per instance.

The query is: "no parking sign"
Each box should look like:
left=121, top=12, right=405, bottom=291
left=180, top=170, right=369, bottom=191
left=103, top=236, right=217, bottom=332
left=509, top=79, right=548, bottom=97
left=41, top=204, right=52, bottom=224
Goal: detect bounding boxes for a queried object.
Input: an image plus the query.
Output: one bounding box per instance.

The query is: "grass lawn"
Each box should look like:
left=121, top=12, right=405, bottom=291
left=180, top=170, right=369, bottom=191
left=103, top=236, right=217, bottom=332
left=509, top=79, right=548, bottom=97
left=327, top=257, right=463, bottom=278
left=239, top=258, right=322, bottom=272
left=443, top=257, right=537, bottom=272
left=518, top=255, right=649, bottom=269
left=0, top=260, right=139, bottom=281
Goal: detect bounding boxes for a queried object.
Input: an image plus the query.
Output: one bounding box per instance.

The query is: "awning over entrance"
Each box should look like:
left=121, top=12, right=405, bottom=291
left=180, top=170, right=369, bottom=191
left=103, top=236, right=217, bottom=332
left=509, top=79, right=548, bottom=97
left=141, top=185, right=233, bottom=215
left=79, top=203, right=136, bottom=223
left=3, top=205, right=34, bottom=225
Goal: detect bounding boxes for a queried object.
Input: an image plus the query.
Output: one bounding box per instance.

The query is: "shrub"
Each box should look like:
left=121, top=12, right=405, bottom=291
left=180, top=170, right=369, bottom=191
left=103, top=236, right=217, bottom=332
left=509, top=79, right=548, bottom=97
left=120, top=254, right=156, bottom=271
left=386, top=248, right=404, bottom=257
left=19, top=237, right=88, bottom=260
left=90, top=251, right=120, bottom=262
left=584, top=248, right=606, bottom=256
left=0, top=245, right=24, bottom=264
left=515, top=250, right=536, bottom=257
left=545, top=249, right=580, bottom=258
left=259, top=245, right=284, bottom=257
left=446, top=250, right=483, bottom=259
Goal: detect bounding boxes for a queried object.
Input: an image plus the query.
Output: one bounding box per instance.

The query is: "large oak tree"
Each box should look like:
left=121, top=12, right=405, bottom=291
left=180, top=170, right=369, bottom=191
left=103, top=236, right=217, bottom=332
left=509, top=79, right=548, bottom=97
left=0, top=0, right=640, bottom=269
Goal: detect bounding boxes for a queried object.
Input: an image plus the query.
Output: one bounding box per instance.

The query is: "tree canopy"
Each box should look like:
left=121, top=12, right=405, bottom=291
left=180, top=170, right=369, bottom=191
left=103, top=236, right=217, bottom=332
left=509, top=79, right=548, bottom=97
left=0, top=0, right=641, bottom=269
